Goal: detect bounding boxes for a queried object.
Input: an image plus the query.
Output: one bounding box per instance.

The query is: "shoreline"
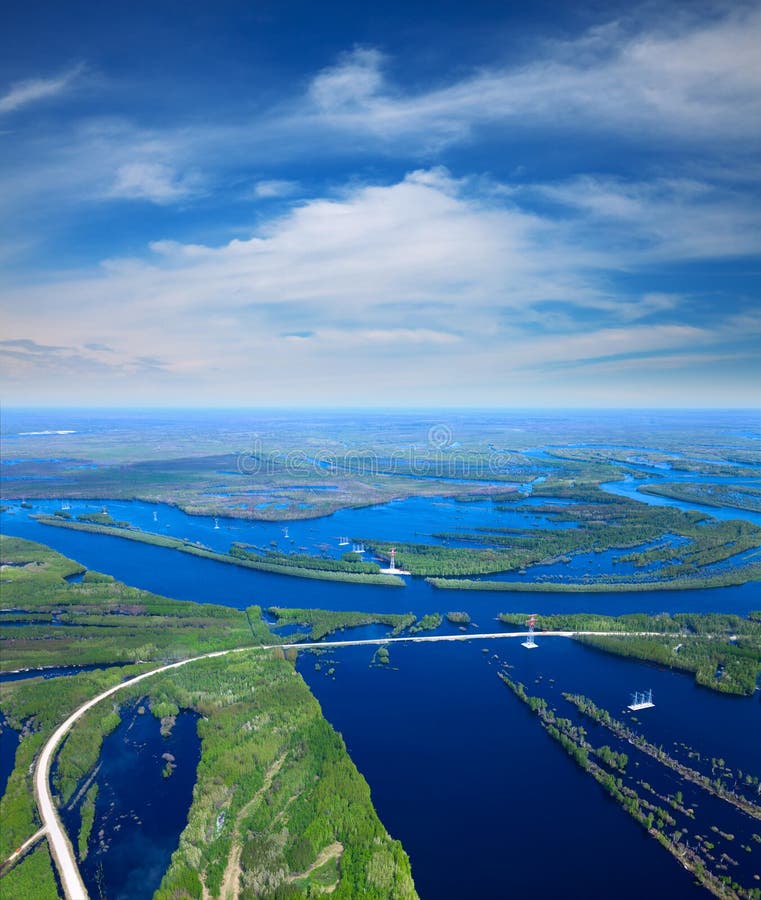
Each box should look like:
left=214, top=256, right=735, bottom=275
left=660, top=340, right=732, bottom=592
left=33, top=516, right=406, bottom=587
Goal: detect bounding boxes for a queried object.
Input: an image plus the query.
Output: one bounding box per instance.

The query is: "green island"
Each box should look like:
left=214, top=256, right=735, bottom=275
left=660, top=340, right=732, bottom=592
left=446, top=611, right=471, bottom=625
left=34, top=516, right=405, bottom=586
left=408, top=613, right=443, bottom=633
left=230, top=544, right=383, bottom=575
left=499, top=674, right=761, bottom=900
left=498, top=612, right=761, bottom=696
left=639, top=483, right=761, bottom=514
left=77, top=783, right=98, bottom=861
left=266, top=607, right=416, bottom=640
left=0, top=536, right=418, bottom=899
left=365, top=490, right=761, bottom=589
left=562, top=693, right=761, bottom=820
left=428, top=564, right=761, bottom=592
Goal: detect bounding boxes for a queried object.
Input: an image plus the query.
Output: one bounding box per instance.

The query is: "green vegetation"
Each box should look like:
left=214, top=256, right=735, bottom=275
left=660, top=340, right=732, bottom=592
left=78, top=783, right=98, bottom=861
left=0, top=536, right=85, bottom=581
left=498, top=610, right=761, bottom=635
left=0, top=662, right=150, bottom=861
left=0, top=423, right=526, bottom=522
left=542, top=446, right=760, bottom=478
left=428, top=563, right=761, bottom=592
left=266, top=607, right=416, bottom=640
left=232, top=544, right=383, bottom=575
left=35, top=516, right=405, bottom=586
left=366, top=496, right=761, bottom=589
left=498, top=611, right=761, bottom=696
left=368, top=540, right=532, bottom=577
left=0, top=538, right=419, bottom=898
left=409, top=613, right=442, bottom=633
left=639, top=483, right=761, bottom=514
left=499, top=674, right=760, bottom=899
left=0, top=535, right=267, bottom=672
left=577, top=633, right=760, bottom=696
left=0, top=844, right=60, bottom=900
left=148, top=653, right=416, bottom=899
left=446, top=611, right=471, bottom=625
left=76, top=511, right=131, bottom=527
left=56, top=704, right=122, bottom=805
left=373, top=647, right=391, bottom=666
left=563, top=693, right=761, bottom=820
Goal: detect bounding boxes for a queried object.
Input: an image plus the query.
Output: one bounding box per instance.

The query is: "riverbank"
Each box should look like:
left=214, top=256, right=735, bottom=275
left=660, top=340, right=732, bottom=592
left=35, top=516, right=406, bottom=587
left=0, top=537, right=419, bottom=899
left=427, top=565, right=761, bottom=592
left=499, top=673, right=759, bottom=899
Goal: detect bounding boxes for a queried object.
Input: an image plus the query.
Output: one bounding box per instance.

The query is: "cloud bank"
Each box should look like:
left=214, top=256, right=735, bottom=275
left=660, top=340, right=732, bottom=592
left=3, top=168, right=759, bottom=405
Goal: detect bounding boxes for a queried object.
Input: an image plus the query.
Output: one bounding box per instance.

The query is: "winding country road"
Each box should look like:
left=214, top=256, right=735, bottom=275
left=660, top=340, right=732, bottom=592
left=23, top=629, right=661, bottom=899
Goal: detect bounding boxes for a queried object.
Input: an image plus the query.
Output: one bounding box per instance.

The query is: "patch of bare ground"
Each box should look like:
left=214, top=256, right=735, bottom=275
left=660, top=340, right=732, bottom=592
left=218, top=753, right=287, bottom=900
left=287, top=841, right=344, bottom=892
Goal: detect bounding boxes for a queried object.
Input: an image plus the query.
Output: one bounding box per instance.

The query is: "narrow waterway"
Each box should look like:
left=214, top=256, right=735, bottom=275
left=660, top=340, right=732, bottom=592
left=60, top=703, right=201, bottom=900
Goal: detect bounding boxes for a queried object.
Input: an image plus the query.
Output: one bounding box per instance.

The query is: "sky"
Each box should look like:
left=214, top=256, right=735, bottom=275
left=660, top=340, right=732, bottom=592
left=1, top=0, right=760, bottom=408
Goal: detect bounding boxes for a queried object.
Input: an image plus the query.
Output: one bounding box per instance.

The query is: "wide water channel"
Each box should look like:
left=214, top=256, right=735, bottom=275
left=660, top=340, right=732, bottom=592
left=298, top=638, right=761, bottom=899
left=2, top=492, right=760, bottom=620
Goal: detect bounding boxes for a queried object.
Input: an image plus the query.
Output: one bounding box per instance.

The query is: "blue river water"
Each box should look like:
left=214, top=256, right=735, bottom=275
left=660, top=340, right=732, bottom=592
left=1, top=473, right=760, bottom=898
left=601, top=475, right=761, bottom=525
left=298, top=640, right=717, bottom=899
left=0, top=718, right=20, bottom=802
left=59, top=704, right=201, bottom=900
left=1, top=501, right=760, bottom=620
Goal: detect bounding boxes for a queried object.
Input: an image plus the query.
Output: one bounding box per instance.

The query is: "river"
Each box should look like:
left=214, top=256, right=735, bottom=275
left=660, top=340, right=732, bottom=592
left=1, top=467, right=760, bottom=897
left=1, top=499, right=760, bottom=620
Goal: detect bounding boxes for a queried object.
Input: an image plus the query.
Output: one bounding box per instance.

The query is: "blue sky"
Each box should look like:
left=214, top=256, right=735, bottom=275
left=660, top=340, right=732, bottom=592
left=1, top=0, right=759, bottom=407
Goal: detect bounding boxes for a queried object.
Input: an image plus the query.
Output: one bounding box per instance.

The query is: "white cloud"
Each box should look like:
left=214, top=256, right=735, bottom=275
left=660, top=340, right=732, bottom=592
left=253, top=179, right=301, bottom=198
left=0, top=119, right=208, bottom=230
left=108, top=161, right=199, bottom=204
left=137, top=168, right=574, bottom=315
left=0, top=64, right=85, bottom=114
left=3, top=167, right=759, bottom=406
left=525, top=175, right=761, bottom=261
left=309, top=48, right=385, bottom=111
left=301, top=8, right=761, bottom=145
left=2, top=8, right=759, bottom=240
left=308, top=327, right=461, bottom=345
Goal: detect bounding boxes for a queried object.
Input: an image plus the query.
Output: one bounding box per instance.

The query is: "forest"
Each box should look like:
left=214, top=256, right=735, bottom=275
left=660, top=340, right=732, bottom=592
left=497, top=611, right=761, bottom=696
left=266, top=607, right=416, bottom=641
left=364, top=489, right=761, bottom=586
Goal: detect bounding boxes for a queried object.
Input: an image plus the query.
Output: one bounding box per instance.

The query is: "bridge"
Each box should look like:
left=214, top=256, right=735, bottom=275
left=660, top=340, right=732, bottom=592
left=13, top=629, right=661, bottom=899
